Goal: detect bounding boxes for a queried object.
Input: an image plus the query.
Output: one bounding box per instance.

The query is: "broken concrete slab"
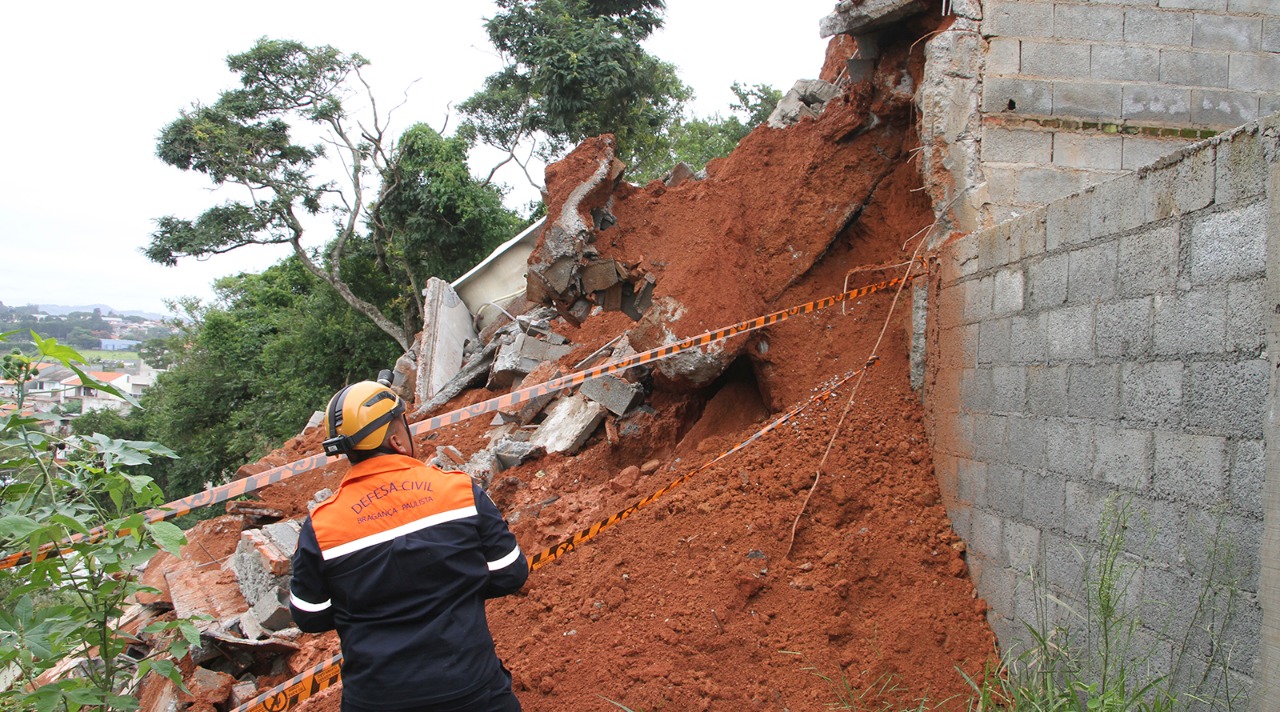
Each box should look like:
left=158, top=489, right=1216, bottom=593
left=493, top=438, right=546, bottom=470
left=579, top=374, right=645, bottom=416
left=768, top=79, right=843, bottom=128
left=413, top=336, right=501, bottom=417
left=416, top=277, right=479, bottom=404
left=662, top=162, right=697, bottom=187
left=225, top=500, right=284, bottom=528
left=529, top=394, right=606, bottom=454
left=488, top=333, right=574, bottom=389
left=627, top=296, right=733, bottom=389
left=819, top=0, right=929, bottom=38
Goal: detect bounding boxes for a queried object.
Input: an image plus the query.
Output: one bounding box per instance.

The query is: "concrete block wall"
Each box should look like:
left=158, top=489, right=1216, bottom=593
left=977, top=0, right=1280, bottom=221
left=923, top=114, right=1279, bottom=707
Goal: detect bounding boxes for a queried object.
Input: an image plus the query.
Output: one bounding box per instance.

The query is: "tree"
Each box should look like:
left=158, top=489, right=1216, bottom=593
left=371, top=124, right=525, bottom=331
left=460, top=0, right=692, bottom=181
left=147, top=39, right=414, bottom=349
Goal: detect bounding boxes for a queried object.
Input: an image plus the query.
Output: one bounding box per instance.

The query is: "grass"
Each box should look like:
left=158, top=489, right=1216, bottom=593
left=76, top=349, right=140, bottom=362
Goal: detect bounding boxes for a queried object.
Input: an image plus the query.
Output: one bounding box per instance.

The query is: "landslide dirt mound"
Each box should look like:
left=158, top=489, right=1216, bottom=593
left=190, top=18, right=996, bottom=712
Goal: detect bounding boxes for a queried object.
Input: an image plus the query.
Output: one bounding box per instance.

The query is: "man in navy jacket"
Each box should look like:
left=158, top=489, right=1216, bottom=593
left=290, top=380, right=528, bottom=711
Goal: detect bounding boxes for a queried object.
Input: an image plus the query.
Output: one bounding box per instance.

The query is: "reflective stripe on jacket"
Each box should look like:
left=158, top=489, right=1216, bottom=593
left=289, top=454, right=528, bottom=708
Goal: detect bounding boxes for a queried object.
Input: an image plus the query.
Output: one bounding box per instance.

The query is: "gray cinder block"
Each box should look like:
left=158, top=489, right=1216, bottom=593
left=1184, top=360, right=1268, bottom=438
left=1022, top=40, right=1090, bottom=77
left=1028, top=365, right=1071, bottom=418
left=1118, top=224, right=1179, bottom=297
left=1045, top=304, right=1095, bottom=361
left=1121, top=84, right=1192, bottom=124
left=1093, top=426, right=1154, bottom=489
left=1067, top=363, right=1120, bottom=420
left=1152, top=289, right=1227, bottom=356
left=1053, top=82, right=1124, bottom=120
left=1124, top=8, right=1193, bottom=46
left=1093, top=45, right=1160, bottom=82
left=1096, top=297, right=1154, bottom=359
left=1192, top=89, right=1261, bottom=128
left=1044, top=417, right=1095, bottom=479
left=1054, top=3, right=1124, bottom=41
left=983, top=0, right=1054, bottom=38
left=1160, top=48, right=1229, bottom=87
left=1192, top=14, right=1262, bottom=52
left=1120, top=360, right=1183, bottom=426
left=1153, top=431, right=1228, bottom=503
left=1188, top=201, right=1268, bottom=285
left=1067, top=242, right=1119, bottom=304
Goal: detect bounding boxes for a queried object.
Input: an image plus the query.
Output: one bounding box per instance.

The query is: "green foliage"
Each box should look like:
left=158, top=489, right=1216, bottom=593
left=0, top=333, right=199, bottom=710
left=638, top=82, right=780, bottom=182
left=461, top=0, right=692, bottom=175
left=75, top=257, right=401, bottom=499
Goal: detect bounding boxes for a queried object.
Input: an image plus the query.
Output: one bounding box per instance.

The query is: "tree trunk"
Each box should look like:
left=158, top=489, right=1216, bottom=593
left=290, top=242, right=411, bottom=351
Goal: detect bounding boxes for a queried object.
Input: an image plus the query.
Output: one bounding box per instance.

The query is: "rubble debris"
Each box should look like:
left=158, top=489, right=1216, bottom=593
left=767, top=79, right=842, bottom=128
left=392, top=346, right=419, bottom=402
left=627, top=296, right=729, bottom=389
left=414, top=335, right=502, bottom=416
left=250, top=589, right=294, bottom=632
left=529, top=394, right=606, bottom=454
left=493, top=438, right=546, bottom=470
left=225, top=500, right=285, bottom=528
left=431, top=445, right=467, bottom=470
left=498, top=360, right=562, bottom=425
left=660, top=162, right=697, bottom=187
left=416, top=277, right=480, bottom=403
left=579, top=374, right=645, bottom=416
left=182, top=666, right=235, bottom=709
left=231, top=521, right=300, bottom=619
left=819, top=0, right=929, bottom=37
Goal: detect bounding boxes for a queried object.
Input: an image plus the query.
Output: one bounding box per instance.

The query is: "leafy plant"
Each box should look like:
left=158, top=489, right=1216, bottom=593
left=0, top=332, right=199, bottom=710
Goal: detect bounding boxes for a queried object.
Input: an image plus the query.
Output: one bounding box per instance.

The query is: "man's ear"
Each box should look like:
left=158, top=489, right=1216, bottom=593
left=387, top=419, right=414, bottom=457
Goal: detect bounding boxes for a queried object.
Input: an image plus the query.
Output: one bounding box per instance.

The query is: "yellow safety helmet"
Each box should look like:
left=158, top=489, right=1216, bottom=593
left=321, top=380, right=406, bottom=457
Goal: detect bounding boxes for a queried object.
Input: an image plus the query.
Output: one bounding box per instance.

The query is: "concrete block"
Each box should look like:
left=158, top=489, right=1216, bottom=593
left=1193, top=14, right=1262, bottom=51
left=971, top=509, right=1006, bottom=563
left=987, top=37, right=1022, bottom=74
left=1120, top=360, right=1183, bottom=425
left=416, top=277, right=479, bottom=403
left=1089, top=173, right=1149, bottom=238
left=1093, top=426, right=1154, bottom=489
left=983, top=77, right=1054, bottom=117
left=1096, top=297, right=1154, bottom=359
left=1170, top=142, right=1217, bottom=214
left=1009, top=313, right=1049, bottom=363
left=1067, top=363, right=1120, bottom=419
left=1126, top=496, right=1184, bottom=567
left=1192, top=89, right=1261, bottom=128
left=498, top=361, right=562, bottom=425
left=1121, top=84, right=1192, bottom=123
left=1265, top=18, right=1280, bottom=52
left=992, top=365, right=1028, bottom=413
left=1045, top=304, right=1095, bottom=360
left=1125, top=8, right=1194, bottom=45
left=1188, top=201, right=1268, bottom=285
left=1045, top=194, right=1091, bottom=251
left=992, top=268, right=1025, bottom=315
left=1229, top=52, right=1280, bottom=92
left=1230, top=0, right=1280, bottom=13
left=529, top=394, right=605, bottom=454
left=1091, top=44, right=1160, bottom=81
left=1152, top=289, right=1227, bottom=355
left=1052, top=81, right=1123, bottom=120
left=1004, top=414, right=1046, bottom=468
left=232, top=529, right=292, bottom=608
left=1066, top=241, right=1119, bottom=303
left=1028, top=364, right=1071, bottom=417
left=1158, top=0, right=1226, bottom=9
left=1154, top=431, right=1228, bottom=502
left=1022, top=40, right=1091, bottom=77
left=962, top=367, right=994, bottom=412
left=1065, top=481, right=1108, bottom=540
left=987, top=464, right=1025, bottom=518
left=579, top=374, right=644, bottom=416
left=1023, top=467, right=1066, bottom=530
left=1053, top=132, right=1124, bottom=171
left=1118, top=224, right=1179, bottom=297
left=1054, top=4, right=1124, bottom=41
left=1226, top=279, right=1266, bottom=353
left=981, top=126, right=1052, bottom=163
left=957, top=458, right=990, bottom=507
left=492, top=438, right=545, bottom=470
left=1230, top=439, right=1265, bottom=517
left=1160, top=48, right=1229, bottom=87
left=1004, top=519, right=1042, bottom=573
left=253, top=589, right=294, bottom=631
left=978, top=220, right=1019, bottom=271
left=1016, top=165, right=1092, bottom=205
left=972, top=413, right=1011, bottom=463
left=983, top=0, right=1055, bottom=38
left=1215, top=124, right=1267, bottom=204
left=1122, top=135, right=1188, bottom=170
left=1007, top=209, right=1049, bottom=259
left=964, top=275, right=995, bottom=323
left=1044, top=531, right=1086, bottom=595
left=1044, top=417, right=1096, bottom=479
left=1261, top=93, right=1280, bottom=117
left=1182, top=508, right=1262, bottom=590
left=1184, top=359, right=1268, bottom=438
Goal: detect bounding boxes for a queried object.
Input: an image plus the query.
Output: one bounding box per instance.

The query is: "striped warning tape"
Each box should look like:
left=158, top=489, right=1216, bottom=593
left=0, top=270, right=915, bottom=571
left=237, top=654, right=342, bottom=712
left=229, top=360, right=876, bottom=712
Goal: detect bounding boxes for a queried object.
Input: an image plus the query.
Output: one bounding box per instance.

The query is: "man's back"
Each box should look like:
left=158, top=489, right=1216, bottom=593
left=290, top=454, right=528, bottom=709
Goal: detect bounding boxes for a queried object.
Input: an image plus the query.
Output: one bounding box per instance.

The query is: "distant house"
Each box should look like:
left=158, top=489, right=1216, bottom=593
left=59, top=371, right=134, bottom=414
left=0, top=378, right=25, bottom=400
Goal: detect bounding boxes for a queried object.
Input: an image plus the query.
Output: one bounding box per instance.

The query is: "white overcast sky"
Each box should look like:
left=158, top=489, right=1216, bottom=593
left=0, top=1, right=837, bottom=315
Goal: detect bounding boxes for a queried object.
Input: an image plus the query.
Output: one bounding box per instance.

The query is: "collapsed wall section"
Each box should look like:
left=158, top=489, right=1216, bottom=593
left=922, top=115, right=1279, bottom=706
